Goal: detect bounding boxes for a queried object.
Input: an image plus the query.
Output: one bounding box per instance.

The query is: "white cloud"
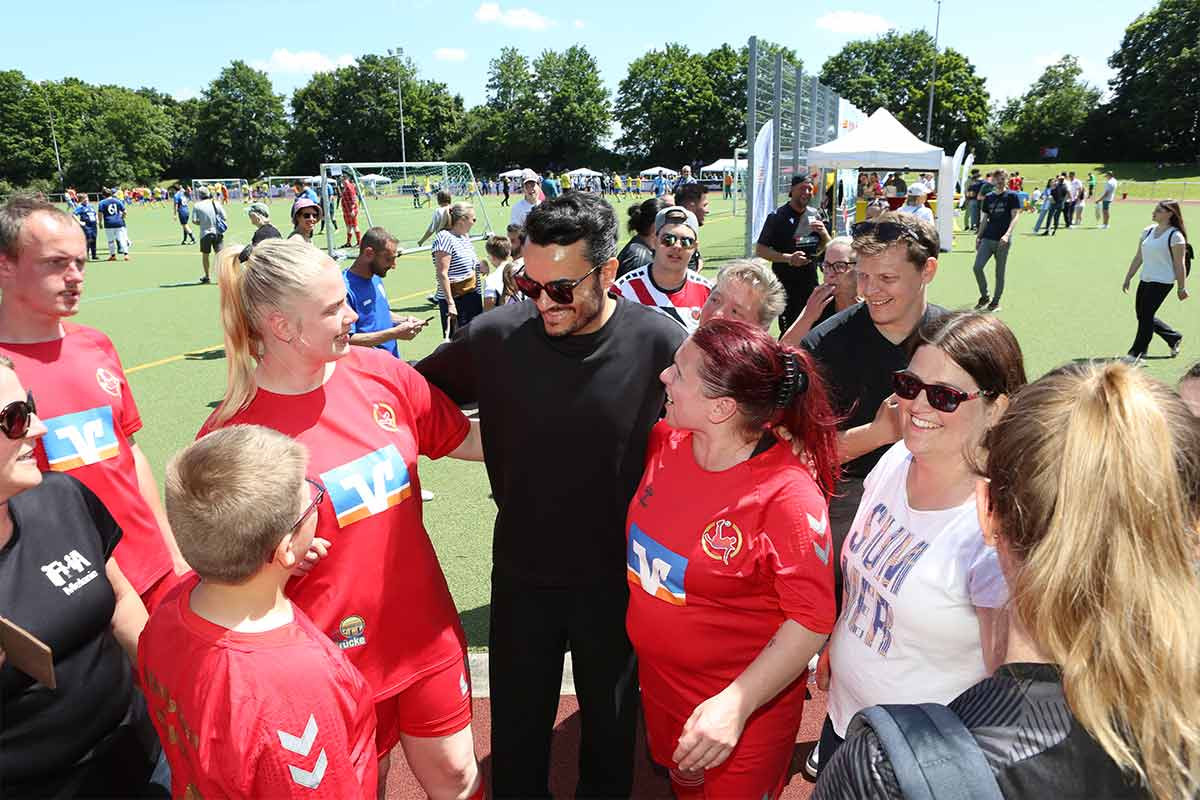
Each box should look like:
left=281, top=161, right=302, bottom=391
left=573, top=19, right=585, bottom=29
left=251, top=48, right=355, bottom=76
left=434, top=47, right=468, bottom=62
left=171, top=88, right=198, bottom=101
left=473, top=2, right=555, bottom=31
left=814, top=11, right=892, bottom=35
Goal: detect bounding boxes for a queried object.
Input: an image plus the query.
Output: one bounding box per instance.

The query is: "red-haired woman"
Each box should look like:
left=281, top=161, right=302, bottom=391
left=625, top=318, right=840, bottom=799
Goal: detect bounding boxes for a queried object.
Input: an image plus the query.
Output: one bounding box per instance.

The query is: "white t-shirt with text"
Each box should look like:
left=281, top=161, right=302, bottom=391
left=827, top=441, right=1008, bottom=736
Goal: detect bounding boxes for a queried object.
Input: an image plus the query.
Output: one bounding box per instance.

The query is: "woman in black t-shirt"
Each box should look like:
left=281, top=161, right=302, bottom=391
left=814, top=361, right=1200, bottom=800
left=0, top=358, right=163, bottom=798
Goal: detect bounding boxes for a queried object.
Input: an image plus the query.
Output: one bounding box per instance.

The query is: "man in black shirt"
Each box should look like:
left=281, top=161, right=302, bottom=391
left=801, top=212, right=945, bottom=612
left=755, top=174, right=831, bottom=334
left=964, top=169, right=983, bottom=231
left=416, top=192, right=685, bottom=799
left=972, top=168, right=1023, bottom=313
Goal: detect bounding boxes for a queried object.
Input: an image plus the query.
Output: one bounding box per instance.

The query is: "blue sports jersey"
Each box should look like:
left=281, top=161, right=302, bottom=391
left=73, top=205, right=97, bottom=236
left=302, top=188, right=320, bottom=204
left=173, top=190, right=188, bottom=213
left=344, top=270, right=398, bottom=357
left=97, top=198, right=126, bottom=228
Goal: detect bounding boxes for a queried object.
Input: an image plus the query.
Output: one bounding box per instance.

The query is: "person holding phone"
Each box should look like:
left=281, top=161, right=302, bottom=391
left=345, top=226, right=429, bottom=358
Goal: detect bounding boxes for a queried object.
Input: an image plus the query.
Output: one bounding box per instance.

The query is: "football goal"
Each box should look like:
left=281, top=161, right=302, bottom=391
left=263, top=175, right=319, bottom=203
left=318, top=162, right=495, bottom=259
left=191, top=178, right=250, bottom=202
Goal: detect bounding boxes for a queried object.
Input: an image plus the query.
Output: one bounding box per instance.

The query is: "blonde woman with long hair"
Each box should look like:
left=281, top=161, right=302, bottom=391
left=199, top=239, right=486, bottom=800
left=815, top=360, right=1200, bottom=800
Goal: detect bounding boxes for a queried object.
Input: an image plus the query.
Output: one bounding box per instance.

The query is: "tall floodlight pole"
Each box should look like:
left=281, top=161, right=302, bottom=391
left=925, top=0, right=943, bottom=142
left=40, top=84, right=66, bottom=194
left=391, top=47, right=408, bottom=181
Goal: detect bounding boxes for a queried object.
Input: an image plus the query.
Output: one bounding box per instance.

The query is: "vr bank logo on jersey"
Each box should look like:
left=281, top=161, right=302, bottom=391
left=627, top=523, right=688, bottom=605
left=321, top=445, right=411, bottom=527
left=42, top=407, right=120, bottom=471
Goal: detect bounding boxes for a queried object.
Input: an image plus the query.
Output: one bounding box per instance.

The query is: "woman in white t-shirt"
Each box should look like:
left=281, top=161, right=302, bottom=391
left=1121, top=200, right=1190, bottom=359
left=812, top=311, right=1026, bottom=774
left=432, top=202, right=483, bottom=336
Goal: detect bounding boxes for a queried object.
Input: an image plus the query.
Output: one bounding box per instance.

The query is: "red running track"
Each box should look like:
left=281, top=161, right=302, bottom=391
left=384, top=689, right=826, bottom=799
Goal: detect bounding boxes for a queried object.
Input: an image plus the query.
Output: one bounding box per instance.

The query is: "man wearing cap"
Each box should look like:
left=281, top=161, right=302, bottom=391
left=238, top=202, right=282, bottom=263
left=754, top=173, right=831, bottom=334
left=897, top=184, right=935, bottom=224
left=509, top=173, right=540, bottom=227
left=190, top=187, right=226, bottom=284
left=288, top=196, right=322, bottom=245
left=612, top=206, right=713, bottom=333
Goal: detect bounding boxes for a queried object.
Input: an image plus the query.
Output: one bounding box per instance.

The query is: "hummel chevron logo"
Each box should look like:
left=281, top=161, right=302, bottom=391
left=278, top=715, right=328, bottom=789
left=808, top=511, right=831, bottom=565
left=288, top=749, right=328, bottom=789
left=277, top=715, right=318, bottom=756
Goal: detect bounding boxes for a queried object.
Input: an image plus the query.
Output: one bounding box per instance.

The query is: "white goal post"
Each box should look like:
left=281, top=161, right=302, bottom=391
left=318, top=162, right=496, bottom=259
left=191, top=178, right=250, bottom=201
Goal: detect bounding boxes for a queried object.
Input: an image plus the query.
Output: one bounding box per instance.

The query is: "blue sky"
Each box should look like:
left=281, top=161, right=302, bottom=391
left=11, top=0, right=1153, bottom=113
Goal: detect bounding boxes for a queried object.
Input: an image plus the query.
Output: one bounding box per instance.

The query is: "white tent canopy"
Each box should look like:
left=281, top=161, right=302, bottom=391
left=499, top=168, right=526, bottom=178
left=567, top=167, right=602, bottom=177
left=700, top=158, right=744, bottom=174
left=805, top=108, right=943, bottom=171
left=640, top=166, right=678, bottom=177
left=358, top=173, right=392, bottom=184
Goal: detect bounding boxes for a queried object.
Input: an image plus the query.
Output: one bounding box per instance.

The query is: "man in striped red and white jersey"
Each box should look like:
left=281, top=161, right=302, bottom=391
left=612, top=205, right=713, bottom=333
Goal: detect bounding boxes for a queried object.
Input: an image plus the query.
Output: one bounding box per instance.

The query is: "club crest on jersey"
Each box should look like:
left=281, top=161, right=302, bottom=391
left=701, top=519, right=743, bottom=565
left=95, top=367, right=122, bottom=397
left=42, top=406, right=120, bottom=471
left=336, top=615, right=366, bottom=650
left=627, top=523, right=688, bottom=605
left=372, top=402, right=399, bottom=432
left=320, top=445, right=411, bottom=527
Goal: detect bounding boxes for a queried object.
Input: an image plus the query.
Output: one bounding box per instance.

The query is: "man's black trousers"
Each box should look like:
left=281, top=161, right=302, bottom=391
left=488, top=570, right=639, bottom=799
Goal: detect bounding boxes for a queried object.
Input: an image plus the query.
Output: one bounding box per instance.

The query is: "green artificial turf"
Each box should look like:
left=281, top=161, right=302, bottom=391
left=72, top=192, right=1197, bottom=647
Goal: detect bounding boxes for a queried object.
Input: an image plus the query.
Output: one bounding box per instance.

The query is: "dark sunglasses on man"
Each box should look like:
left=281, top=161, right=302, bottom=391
left=0, top=391, right=37, bottom=440
left=513, top=265, right=602, bottom=305
left=658, top=233, right=696, bottom=249
left=892, top=370, right=990, bottom=414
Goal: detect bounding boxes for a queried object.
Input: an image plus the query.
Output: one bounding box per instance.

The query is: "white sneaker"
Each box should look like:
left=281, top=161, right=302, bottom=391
left=803, top=741, right=821, bottom=779
left=421, top=489, right=435, bottom=501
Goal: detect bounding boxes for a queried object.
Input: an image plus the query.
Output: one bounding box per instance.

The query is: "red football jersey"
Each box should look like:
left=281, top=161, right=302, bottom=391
left=625, top=423, right=836, bottom=719
left=197, top=347, right=470, bottom=700
left=139, top=575, right=378, bottom=798
left=612, top=267, right=713, bottom=333
left=0, top=324, right=171, bottom=593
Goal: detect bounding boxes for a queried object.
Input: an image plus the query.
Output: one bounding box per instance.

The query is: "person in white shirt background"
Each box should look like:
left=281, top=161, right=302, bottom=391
left=896, top=184, right=935, bottom=224
left=509, top=171, right=541, bottom=228
left=1121, top=199, right=1189, bottom=359
left=1099, top=171, right=1120, bottom=228
left=812, top=311, right=1026, bottom=774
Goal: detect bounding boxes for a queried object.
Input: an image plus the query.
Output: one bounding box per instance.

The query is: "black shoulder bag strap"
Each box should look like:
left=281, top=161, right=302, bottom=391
left=858, top=703, right=1004, bottom=800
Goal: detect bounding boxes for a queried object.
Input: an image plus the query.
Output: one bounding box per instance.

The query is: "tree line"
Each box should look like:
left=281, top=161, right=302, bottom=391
left=0, top=0, right=1193, bottom=193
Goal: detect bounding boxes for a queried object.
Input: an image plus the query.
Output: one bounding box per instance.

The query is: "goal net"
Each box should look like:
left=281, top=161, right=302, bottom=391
left=263, top=175, right=319, bottom=203
left=191, top=178, right=250, bottom=202
left=318, top=162, right=495, bottom=259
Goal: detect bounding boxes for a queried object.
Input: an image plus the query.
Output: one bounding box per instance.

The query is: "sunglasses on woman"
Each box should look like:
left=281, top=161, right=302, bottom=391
left=658, top=233, right=697, bottom=249
left=513, top=264, right=602, bottom=305
left=892, top=370, right=986, bottom=413
left=0, top=392, right=37, bottom=440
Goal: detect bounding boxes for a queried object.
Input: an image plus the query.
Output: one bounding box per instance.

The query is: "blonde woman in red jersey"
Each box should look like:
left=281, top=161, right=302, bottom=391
left=202, top=238, right=485, bottom=800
